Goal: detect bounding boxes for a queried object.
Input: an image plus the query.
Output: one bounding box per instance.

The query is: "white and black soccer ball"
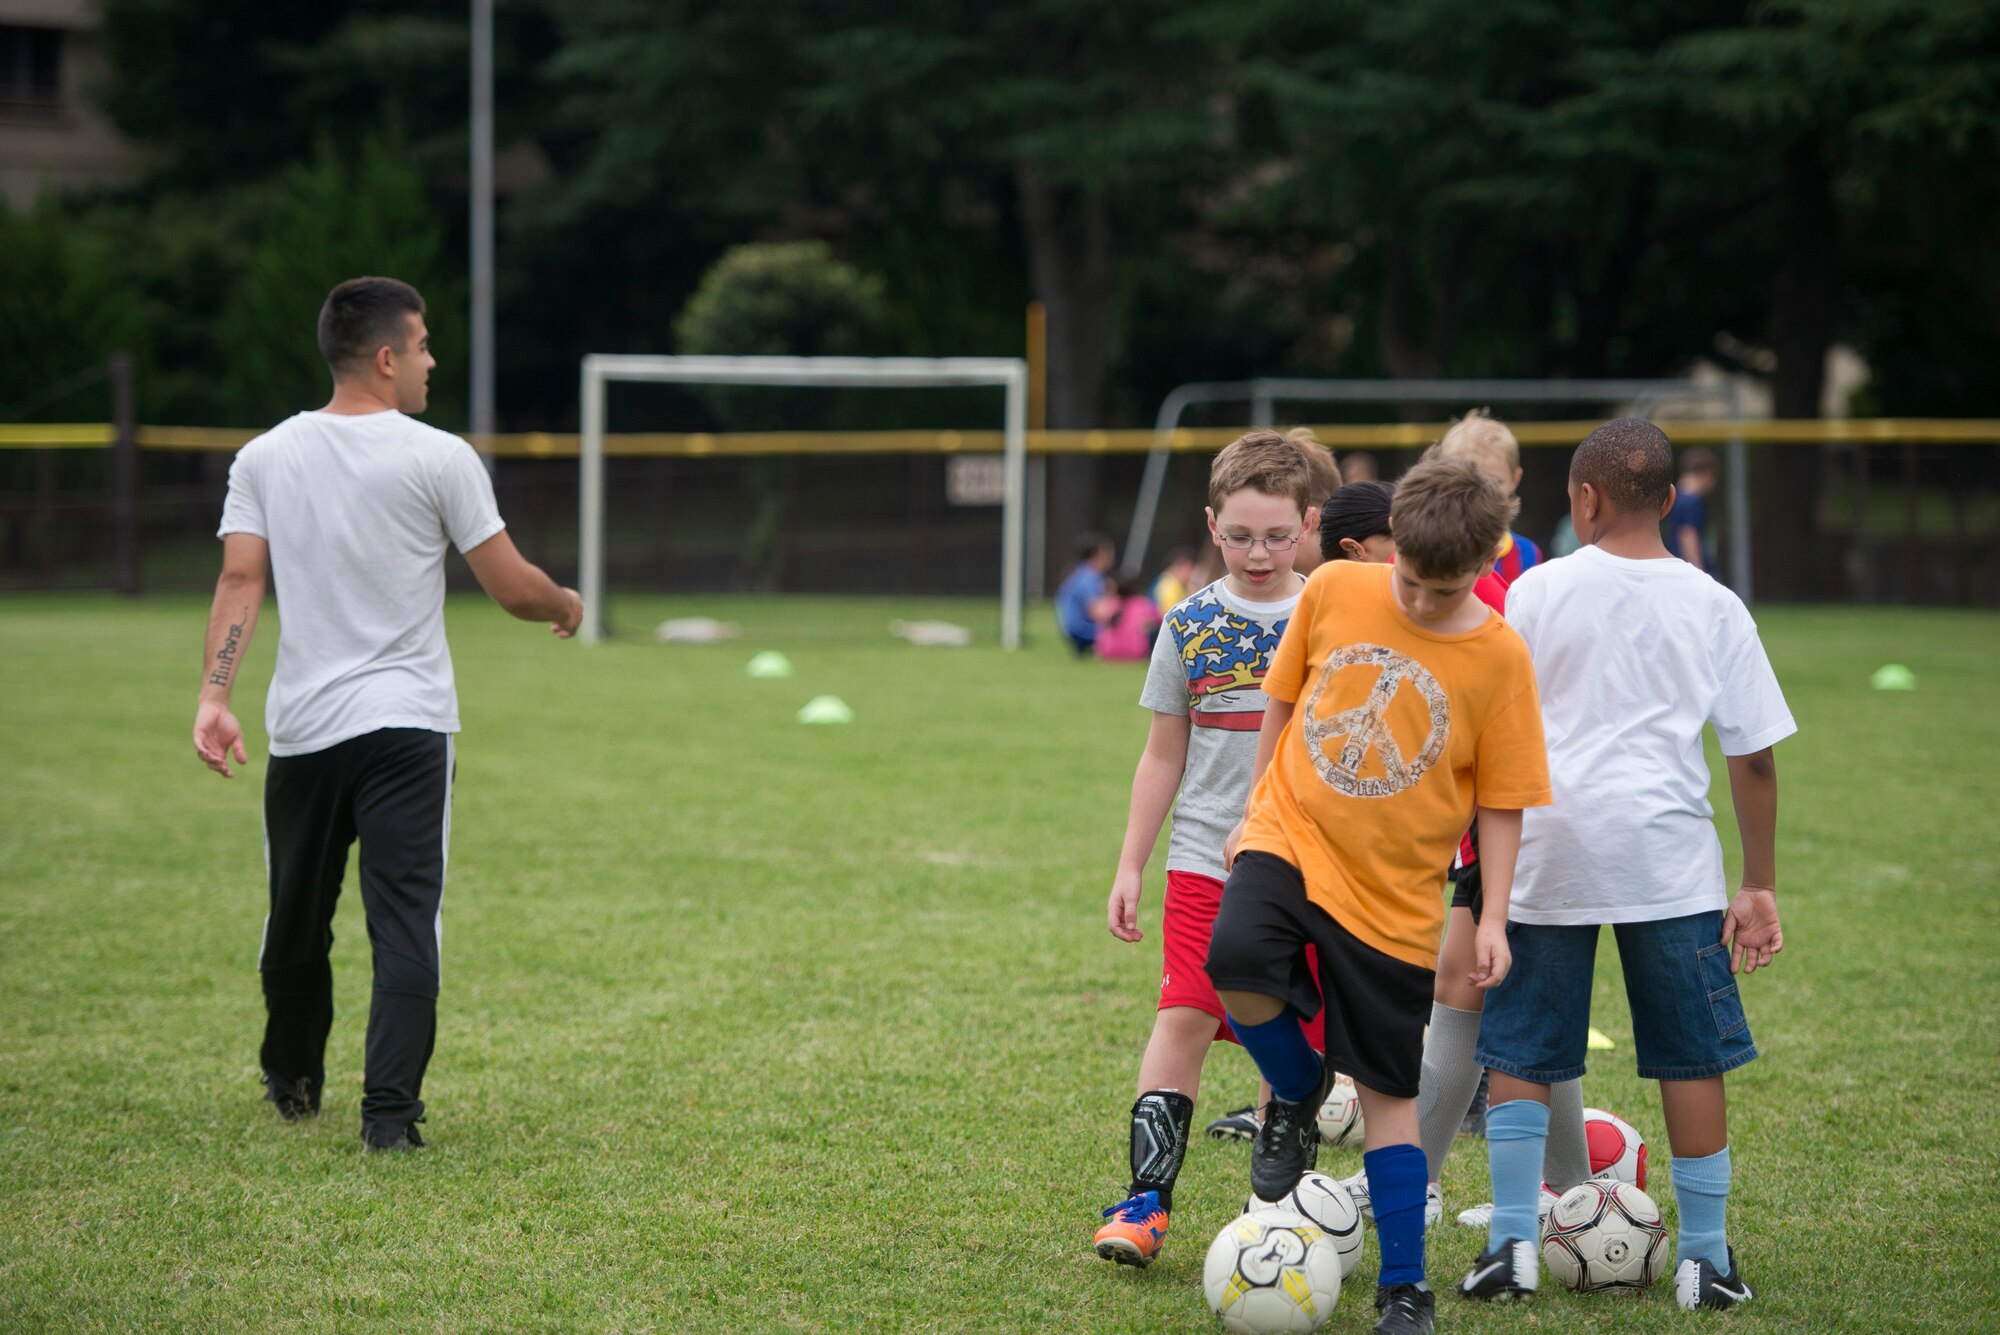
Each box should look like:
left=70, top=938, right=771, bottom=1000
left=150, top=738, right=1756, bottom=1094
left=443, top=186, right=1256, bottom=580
left=1582, top=1108, right=1648, bottom=1189
left=1203, top=1210, right=1344, bottom=1333
left=1541, top=1181, right=1668, bottom=1294
left=1316, top=1078, right=1364, bottom=1147
left=1245, top=1171, right=1365, bottom=1279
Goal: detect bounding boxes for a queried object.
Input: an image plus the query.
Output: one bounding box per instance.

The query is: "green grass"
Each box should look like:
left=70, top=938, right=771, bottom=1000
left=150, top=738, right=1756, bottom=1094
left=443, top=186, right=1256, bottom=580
left=1, top=594, right=1997, bottom=1332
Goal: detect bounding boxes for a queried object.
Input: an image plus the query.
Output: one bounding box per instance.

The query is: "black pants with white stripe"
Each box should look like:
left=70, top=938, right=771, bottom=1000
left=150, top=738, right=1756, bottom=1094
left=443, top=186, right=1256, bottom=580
left=259, top=727, right=452, bottom=1138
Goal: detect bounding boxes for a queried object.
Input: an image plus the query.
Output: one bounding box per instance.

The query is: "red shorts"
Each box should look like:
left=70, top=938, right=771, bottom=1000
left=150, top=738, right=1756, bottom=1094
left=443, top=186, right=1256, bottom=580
left=1162, top=870, right=1325, bottom=1050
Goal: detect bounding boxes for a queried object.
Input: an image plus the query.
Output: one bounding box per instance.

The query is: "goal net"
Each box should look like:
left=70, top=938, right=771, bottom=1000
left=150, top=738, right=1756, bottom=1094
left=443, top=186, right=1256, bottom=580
left=577, top=355, right=1029, bottom=648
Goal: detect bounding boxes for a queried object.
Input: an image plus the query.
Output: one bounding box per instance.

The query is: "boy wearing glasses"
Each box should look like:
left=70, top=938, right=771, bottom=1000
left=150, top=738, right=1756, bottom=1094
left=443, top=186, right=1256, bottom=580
left=1206, top=453, right=1552, bottom=1335
left=1093, top=431, right=1324, bottom=1267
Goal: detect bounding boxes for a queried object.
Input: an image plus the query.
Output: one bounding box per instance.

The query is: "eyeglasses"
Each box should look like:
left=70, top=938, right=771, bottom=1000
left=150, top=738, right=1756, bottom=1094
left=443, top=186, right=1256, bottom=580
left=1218, top=532, right=1301, bottom=551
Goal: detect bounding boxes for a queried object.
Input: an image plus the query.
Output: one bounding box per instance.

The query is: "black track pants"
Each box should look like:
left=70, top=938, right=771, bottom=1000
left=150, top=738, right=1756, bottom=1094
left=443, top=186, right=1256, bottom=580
left=258, top=728, right=453, bottom=1136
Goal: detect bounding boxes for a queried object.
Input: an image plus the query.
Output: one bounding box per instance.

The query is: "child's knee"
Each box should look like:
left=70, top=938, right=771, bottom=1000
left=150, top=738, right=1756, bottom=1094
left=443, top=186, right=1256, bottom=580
left=1216, top=989, right=1285, bottom=1025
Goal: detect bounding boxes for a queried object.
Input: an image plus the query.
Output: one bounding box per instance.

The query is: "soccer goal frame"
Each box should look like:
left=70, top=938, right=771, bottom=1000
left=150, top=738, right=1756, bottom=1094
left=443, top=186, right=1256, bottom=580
left=1124, top=377, right=1752, bottom=598
left=578, top=354, right=1030, bottom=648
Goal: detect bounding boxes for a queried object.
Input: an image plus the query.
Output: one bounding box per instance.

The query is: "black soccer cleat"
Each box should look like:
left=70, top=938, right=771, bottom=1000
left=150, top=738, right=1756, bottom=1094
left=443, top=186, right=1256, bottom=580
left=362, top=1118, right=428, bottom=1153
left=262, top=1072, right=318, bottom=1122
left=1459, top=1238, right=1538, bottom=1302
left=1372, top=1282, right=1436, bottom=1335
left=1675, top=1247, right=1753, bottom=1310
left=1250, top=1062, right=1333, bottom=1203
left=1205, top=1105, right=1260, bottom=1141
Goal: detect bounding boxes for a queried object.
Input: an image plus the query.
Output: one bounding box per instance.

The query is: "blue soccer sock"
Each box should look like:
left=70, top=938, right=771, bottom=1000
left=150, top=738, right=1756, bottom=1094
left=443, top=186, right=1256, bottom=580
left=1226, top=1008, right=1321, bottom=1103
left=1486, top=1098, right=1551, bottom=1250
left=1671, top=1146, right=1732, bottom=1270
left=1366, top=1143, right=1430, bottom=1287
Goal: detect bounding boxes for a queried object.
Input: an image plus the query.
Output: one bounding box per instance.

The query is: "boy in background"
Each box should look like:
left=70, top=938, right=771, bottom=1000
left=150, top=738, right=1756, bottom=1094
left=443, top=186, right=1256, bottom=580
left=1461, top=420, right=1792, bottom=1310
left=1435, top=410, right=1541, bottom=585
left=1057, top=533, right=1116, bottom=656
left=1665, top=446, right=1721, bottom=573
left=1207, top=454, right=1552, bottom=1335
left=1094, top=432, right=1322, bottom=1267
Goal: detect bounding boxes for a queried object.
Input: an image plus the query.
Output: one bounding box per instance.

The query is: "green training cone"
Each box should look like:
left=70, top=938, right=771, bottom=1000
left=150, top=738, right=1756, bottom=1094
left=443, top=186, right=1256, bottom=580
left=746, top=651, right=794, bottom=680
left=797, top=695, right=854, bottom=725
left=1871, top=664, right=1915, bottom=691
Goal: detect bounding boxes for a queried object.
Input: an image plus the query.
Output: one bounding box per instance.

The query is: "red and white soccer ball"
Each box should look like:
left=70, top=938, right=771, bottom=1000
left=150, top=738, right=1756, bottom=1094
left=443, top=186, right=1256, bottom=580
left=1583, top=1108, right=1647, bottom=1189
left=1541, top=1181, right=1668, bottom=1294
left=1204, top=1210, right=1344, bottom=1333
left=1245, top=1170, right=1365, bottom=1279
left=1316, top=1078, right=1364, bottom=1148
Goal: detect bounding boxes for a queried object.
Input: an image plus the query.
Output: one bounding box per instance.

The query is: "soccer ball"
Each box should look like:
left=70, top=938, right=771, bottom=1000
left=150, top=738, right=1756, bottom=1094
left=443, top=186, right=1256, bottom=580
left=1203, top=1210, right=1344, bottom=1333
left=1316, top=1078, right=1364, bottom=1147
left=1541, top=1181, right=1668, bottom=1294
left=1583, top=1108, right=1648, bottom=1189
left=1245, top=1171, right=1365, bottom=1279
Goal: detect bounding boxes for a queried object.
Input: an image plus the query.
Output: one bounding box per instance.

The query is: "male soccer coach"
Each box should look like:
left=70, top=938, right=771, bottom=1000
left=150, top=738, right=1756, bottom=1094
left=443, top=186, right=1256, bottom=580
left=192, top=276, right=581, bottom=1151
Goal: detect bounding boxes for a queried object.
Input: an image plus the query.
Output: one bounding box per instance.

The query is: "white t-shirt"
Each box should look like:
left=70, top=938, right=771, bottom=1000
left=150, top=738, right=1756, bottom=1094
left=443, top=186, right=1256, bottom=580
left=217, top=410, right=506, bottom=757
left=1505, top=546, right=1796, bottom=924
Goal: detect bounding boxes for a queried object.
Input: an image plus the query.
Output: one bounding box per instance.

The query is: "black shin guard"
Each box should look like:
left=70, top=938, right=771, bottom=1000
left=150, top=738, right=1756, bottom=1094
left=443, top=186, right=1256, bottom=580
left=1129, top=1090, right=1196, bottom=1210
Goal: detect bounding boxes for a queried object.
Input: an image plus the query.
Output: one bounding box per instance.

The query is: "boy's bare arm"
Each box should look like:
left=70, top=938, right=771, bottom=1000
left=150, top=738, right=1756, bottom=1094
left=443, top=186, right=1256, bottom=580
left=1469, top=805, right=1521, bottom=989
left=1222, top=698, right=1294, bottom=870
left=1722, top=747, right=1782, bottom=974
left=1107, top=712, right=1192, bottom=942
left=193, top=534, right=269, bottom=779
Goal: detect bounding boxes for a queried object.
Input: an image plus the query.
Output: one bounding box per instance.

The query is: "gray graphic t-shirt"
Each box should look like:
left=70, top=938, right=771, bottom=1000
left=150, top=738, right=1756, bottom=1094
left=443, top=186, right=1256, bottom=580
left=1139, top=577, right=1303, bottom=880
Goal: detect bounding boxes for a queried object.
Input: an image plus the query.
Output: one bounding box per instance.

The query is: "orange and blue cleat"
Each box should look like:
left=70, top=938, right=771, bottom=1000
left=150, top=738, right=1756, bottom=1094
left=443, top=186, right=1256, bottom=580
left=1094, top=1190, right=1170, bottom=1266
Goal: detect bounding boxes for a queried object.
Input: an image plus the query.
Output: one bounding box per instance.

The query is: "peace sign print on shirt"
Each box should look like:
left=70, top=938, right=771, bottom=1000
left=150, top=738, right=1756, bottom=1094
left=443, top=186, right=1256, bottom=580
left=1300, top=643, right=1451, bottom=797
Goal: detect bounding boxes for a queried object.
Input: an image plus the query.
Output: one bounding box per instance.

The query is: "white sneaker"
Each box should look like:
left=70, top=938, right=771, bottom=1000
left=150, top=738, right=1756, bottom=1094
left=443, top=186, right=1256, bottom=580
left=1455, top=1185, right=1560, bottom=1231
left=1333, top=1169, right=1443, bottom=1228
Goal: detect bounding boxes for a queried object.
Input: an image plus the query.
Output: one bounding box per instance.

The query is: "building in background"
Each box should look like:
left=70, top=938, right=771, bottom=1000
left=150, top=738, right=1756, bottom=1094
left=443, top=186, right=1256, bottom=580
left=0, top=1, right=141, bottom=207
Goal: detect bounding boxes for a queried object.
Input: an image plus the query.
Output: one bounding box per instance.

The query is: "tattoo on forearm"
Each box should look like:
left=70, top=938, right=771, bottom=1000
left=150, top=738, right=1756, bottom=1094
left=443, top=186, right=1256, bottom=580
left=208, top=613, right=245, bottom=687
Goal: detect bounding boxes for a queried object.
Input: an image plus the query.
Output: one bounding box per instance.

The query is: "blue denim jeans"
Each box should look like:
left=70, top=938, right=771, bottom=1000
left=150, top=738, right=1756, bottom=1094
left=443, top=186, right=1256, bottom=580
left=1475, top=910, right=1757, bottom=1083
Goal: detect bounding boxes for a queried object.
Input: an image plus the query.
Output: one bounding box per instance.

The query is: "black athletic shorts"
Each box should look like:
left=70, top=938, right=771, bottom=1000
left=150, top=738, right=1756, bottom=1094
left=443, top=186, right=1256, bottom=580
left=1205, top=850, right=1435, bottom=1099
left=1448, top=858, right=1483, bottom=922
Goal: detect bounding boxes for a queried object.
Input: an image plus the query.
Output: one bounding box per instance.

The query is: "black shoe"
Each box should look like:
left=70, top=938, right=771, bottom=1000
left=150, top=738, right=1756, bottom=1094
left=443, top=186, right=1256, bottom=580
left=1372, top=1282, right=1436, bottom=1335
left=1459, top=1068, right=1489, bottom=1137
left=1458, top=1238, right=1537, bottom=1302
left=1205, top=1105, right=1260, bottom=1141
left=262, top=1072, right=318, bottom=1122
left=1674, top=1247, right=1752, bottom=1310
left=362, top=1118, right=427, bottom=1153
left=1250, top=1062, right=1333, bottom=1203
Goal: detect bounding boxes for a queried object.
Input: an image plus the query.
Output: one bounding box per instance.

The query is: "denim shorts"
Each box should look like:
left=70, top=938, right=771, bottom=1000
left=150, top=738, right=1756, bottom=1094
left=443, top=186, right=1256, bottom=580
left=1474, top=910, right=1757, bottom=1083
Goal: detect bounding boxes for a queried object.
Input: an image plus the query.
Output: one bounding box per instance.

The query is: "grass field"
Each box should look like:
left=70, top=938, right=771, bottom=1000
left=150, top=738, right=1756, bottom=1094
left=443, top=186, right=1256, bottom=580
left=2, top=593, right=1997, bottom=1333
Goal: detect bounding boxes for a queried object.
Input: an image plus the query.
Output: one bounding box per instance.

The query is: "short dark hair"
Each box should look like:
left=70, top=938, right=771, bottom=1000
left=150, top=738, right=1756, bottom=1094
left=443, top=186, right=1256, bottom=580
left=318, top=277, right=425, bottom=375
left=1679, top=446, right=1720, bottom=479
left=1319, top=480, right=1396, bottom=561
left=1390, top=453, right=1517, bottom=578
left=1571, top=418, right=1675, bottom=514
left=1075, top=531, right=1114, bottom=563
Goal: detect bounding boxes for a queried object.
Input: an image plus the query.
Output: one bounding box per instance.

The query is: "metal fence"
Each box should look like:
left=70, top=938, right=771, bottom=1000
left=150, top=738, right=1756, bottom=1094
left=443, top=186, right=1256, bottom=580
left=2, top=420, right=1996, bottom=607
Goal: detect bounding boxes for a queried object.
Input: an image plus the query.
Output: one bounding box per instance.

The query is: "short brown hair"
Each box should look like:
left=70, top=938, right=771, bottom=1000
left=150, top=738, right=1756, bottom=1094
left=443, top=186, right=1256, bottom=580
left=1209, top=429, right=1316, bottom=514
left=1390, top=451, right=1519, bottom=578
left=1286, top=427, right=1342, bottom=506
left=1435, top=408, right=1521, bottom=473
left=1678, top=445, right=1720, bottom=479
left=318, top=276, right=425, bottom=375
left=1572, top=418, right=1675, bottom=514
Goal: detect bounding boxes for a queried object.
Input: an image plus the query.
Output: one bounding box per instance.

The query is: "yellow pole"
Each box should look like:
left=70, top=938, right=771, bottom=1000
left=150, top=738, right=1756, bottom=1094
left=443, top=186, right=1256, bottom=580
left=1025, top=301, right=1047, bottom=431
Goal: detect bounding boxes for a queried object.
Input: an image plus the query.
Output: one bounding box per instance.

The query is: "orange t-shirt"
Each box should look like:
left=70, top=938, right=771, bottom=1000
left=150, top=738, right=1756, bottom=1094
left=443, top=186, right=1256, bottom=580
left=1238, top=560, right=1552, bottom=970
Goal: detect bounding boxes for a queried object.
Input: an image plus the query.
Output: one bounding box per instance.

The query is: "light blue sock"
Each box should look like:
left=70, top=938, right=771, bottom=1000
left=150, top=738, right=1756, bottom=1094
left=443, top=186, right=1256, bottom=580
left=1485, top=1099, right=1550, bottom=1251
left=1671, top=1147, right=1732, bottom=1269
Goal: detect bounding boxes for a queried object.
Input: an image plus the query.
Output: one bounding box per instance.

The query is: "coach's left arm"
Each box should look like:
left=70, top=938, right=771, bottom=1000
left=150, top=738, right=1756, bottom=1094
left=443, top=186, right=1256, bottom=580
left=193, top=533, right=269, bottom=779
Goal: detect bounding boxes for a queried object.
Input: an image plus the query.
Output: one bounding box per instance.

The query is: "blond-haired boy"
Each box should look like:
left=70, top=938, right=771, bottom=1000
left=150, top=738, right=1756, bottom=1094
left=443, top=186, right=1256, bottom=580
left=1436, top=409, right=1542, bottom=585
